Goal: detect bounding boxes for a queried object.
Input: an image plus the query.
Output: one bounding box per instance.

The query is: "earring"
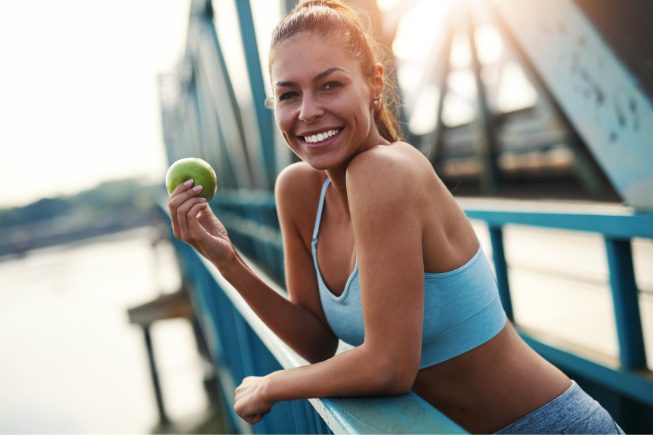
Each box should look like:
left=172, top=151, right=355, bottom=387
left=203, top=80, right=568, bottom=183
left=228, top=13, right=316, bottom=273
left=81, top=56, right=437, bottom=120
left=373, top=97, right=382, bottom=109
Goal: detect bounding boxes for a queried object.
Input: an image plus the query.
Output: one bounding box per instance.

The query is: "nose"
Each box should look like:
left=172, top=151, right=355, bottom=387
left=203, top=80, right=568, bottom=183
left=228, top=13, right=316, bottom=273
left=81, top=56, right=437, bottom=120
left=298, top=94, right=323, bottom=124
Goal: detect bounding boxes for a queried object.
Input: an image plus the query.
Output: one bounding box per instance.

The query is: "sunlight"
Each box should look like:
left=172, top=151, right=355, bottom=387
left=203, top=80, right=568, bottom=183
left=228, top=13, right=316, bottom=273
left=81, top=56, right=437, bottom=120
left=0, top=0, right=190, bottom=208
left=385, top=0, right=538, bottom=131
left=408, top=84, right=440, bottom=135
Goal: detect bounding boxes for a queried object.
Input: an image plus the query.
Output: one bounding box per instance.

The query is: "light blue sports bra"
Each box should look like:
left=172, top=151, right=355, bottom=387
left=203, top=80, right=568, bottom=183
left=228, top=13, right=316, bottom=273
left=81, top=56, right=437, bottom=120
left=311, top=178, right=506, bottom=369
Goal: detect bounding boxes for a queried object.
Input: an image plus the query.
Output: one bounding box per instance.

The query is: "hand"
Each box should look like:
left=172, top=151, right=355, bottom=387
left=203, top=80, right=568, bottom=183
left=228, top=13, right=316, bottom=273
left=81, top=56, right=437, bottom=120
left=168, top=179, right=235, bottom=268
left=234, top=376, right=274, bottom=425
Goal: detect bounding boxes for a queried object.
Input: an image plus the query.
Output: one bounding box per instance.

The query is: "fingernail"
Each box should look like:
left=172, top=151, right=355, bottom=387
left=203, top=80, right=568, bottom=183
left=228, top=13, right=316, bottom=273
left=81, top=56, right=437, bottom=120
left=184, top=179, right=194, bottom=187
left=192, top=185, right=203, bottom=192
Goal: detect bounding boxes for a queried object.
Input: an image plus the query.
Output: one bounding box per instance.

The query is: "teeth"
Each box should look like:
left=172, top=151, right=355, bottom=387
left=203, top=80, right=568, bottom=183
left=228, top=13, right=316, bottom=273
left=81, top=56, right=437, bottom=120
left=304, top=129, right=339, bottom=144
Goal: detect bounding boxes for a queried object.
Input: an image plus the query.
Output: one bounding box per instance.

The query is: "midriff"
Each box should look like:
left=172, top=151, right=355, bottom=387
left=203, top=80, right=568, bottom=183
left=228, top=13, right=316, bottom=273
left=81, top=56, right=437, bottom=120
left=412, top=322, right=572, bottom=433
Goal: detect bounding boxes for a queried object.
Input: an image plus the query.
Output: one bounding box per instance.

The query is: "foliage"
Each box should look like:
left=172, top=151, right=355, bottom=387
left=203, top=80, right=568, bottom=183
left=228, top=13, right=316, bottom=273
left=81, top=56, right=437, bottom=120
left=0, top=178, right=165, bottom=229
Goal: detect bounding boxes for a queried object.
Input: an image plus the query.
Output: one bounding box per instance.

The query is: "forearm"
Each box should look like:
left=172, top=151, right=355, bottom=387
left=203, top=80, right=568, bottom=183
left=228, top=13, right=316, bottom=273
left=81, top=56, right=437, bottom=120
left=265, top=344, right=413, bottom=402
left=217, top=252, right=337, bottom=362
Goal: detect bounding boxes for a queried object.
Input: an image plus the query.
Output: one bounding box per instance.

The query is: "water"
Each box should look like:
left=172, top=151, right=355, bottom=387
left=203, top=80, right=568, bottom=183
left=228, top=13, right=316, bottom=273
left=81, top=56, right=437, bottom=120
left=0, top=227, right=208, bottom=433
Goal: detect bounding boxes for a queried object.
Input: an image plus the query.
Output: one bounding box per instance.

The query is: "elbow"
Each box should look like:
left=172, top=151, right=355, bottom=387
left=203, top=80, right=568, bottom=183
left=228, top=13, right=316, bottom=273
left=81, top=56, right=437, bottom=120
left=301, top=333, right=339, bottom=364
left=305, top=340, right=338, bottom=364
left=386, top=368, right=417, bottom=395
left=372, top=353, right=419, bottom=395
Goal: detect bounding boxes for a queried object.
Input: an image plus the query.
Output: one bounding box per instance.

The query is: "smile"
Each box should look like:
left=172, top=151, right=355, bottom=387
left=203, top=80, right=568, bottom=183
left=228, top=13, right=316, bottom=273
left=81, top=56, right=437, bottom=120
left=302, top=128, right=341, bottom=144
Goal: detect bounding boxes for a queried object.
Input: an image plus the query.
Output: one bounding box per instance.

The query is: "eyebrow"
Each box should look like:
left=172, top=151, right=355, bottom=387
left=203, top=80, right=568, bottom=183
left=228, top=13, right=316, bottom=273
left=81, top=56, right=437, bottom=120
left=274, top=67, right=347, bottom=88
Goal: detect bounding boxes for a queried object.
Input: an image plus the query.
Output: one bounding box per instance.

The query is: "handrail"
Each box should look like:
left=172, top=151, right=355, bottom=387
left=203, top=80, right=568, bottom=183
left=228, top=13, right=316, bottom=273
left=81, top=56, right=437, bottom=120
left=206, top=191, right=653, bottom=432
left=458, top=197, right=653, bottom=411
left=199, top=247, right=466, bottom=434
left=458, top=197, right=653, bottom=238
left=160, top=203, right=467, bottom=434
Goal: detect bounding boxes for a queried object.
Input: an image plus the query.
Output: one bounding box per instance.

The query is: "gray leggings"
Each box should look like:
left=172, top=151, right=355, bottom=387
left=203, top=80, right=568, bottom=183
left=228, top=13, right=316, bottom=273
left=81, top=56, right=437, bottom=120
left=494, top=381, right=624, bottom=434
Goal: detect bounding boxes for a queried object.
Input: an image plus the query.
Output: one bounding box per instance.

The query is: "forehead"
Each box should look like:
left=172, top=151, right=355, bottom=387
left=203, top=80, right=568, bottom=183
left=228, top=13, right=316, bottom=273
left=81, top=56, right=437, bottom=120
left=270, top=31, right=360, bottom=83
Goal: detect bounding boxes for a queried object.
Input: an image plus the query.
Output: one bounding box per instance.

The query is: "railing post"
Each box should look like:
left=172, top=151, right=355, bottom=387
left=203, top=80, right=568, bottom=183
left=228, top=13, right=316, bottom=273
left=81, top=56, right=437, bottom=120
left=489, top=226, right=513, bottom=322
left=604, top=238, right=647, bottom=369
left=142, top=325, right=170, bottom=426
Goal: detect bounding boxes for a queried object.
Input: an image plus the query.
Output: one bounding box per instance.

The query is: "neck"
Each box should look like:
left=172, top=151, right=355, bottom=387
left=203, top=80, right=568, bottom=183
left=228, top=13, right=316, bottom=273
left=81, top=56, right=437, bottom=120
left=325, top=167, right=350, bottom=218
left=324, top=130, right=391, bottom=217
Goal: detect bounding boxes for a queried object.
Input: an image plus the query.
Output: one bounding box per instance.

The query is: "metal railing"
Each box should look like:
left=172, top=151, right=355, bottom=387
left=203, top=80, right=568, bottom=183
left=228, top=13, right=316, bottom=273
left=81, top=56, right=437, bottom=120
left=162, top=193, right=653, bottom=433
left=163, top=203, right=467, bottom=434
left=162, top=191, right=653, bottom=433
left=157, top=1, right=653, bottom=431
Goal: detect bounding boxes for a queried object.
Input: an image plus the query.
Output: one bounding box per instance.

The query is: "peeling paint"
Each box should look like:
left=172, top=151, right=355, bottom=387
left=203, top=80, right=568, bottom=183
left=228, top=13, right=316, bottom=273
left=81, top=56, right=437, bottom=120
left=491, top=0, right=653, bottom=209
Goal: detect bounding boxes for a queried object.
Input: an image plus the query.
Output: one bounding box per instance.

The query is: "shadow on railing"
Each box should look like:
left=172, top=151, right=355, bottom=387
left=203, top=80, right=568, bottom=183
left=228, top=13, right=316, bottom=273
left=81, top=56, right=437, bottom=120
left=159, top=192, right=653, bottom=433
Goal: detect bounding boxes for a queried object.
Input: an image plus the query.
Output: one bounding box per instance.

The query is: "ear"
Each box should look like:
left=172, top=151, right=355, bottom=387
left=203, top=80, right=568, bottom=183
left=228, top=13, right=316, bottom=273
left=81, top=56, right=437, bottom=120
left=370, top=62, right=384, bottom=102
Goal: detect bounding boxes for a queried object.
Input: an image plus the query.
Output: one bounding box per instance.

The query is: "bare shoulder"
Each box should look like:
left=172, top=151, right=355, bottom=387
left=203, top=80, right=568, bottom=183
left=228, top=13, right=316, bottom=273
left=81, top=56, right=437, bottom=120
left=346, top=142, right=435, bottom=203
left=275, top=162, right=325, bottom=240
left=275, top=162, right=324, bottom=203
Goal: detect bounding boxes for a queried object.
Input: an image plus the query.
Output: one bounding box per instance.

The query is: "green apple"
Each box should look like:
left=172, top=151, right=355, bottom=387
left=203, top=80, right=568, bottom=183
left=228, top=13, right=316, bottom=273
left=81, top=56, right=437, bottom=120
left=165, top=157, right=218, bottom=201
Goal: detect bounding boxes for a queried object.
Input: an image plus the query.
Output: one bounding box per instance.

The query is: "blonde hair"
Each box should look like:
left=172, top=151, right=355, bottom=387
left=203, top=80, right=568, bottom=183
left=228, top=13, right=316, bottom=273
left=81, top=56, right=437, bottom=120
left=270, top=0, right=402, bottom=142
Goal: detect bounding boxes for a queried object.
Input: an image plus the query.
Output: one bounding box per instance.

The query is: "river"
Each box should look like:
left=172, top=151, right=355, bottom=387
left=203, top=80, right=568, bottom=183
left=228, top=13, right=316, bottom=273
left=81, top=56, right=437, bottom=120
left=0, top=227, right=207, bottom=433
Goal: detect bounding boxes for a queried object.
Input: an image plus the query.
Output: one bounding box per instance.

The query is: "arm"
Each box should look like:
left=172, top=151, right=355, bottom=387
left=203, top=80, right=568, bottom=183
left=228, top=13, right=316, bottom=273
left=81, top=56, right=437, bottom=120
left=234, top=151, right=426, bottom=423
left=167, top=167, right=337, bottom=363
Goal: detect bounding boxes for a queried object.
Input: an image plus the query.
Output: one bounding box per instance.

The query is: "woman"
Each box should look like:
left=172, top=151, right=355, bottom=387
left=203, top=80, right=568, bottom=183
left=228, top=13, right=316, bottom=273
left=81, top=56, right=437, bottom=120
left=168, top=1, right=623, bottom=433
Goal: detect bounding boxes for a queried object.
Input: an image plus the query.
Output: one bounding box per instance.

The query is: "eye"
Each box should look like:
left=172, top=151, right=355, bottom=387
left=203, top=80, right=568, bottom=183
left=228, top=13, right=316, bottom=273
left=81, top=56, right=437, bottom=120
left=278, top=91, right=298, bottom=102
left=322, top=81, right=342, bottom=91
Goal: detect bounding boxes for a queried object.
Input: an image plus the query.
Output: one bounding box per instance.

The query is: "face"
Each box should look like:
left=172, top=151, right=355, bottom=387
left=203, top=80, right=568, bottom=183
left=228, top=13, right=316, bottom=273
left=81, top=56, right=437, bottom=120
left=269, top=31, right=385, bottom=170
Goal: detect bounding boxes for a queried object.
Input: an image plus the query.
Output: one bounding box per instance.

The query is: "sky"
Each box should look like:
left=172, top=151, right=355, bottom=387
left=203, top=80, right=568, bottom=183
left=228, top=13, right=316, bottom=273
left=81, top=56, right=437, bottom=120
left=0, top=0, right=516, bottom=209
left=0, top=0, right=191, bottom=208
left=0, top=0, right=447, bottom=209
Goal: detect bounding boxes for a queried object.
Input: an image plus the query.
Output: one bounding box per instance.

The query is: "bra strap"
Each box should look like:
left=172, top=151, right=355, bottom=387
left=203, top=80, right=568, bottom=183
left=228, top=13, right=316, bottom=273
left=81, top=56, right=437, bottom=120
left=311, top=178, right=331, bottom=242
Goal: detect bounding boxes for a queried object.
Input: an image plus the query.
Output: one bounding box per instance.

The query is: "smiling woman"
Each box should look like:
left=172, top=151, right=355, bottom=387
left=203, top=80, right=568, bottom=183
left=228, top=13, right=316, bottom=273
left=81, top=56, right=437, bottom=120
left=269, top=31, right=388, bottom=170
left=166, top=0, right=623, bottom=433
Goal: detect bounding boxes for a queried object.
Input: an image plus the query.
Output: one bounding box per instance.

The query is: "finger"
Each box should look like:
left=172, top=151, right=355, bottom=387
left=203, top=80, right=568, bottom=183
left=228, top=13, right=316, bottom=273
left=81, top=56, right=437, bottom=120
left=177, top=197, right=207, bottom=241
left=187, top=202, right=209, bottom=240
left=241, top=413, right=261, bottom=425
left=168, top=183, right=203, bottom=223
left=169, top=184, right=204, bottom=212
left=177, top=197, right=206, bottom=242
left=170, top=178, right=195, bottom=196
left=247, top=414, right=262, bottom=425
left=168, top=180, right=199, bottom=235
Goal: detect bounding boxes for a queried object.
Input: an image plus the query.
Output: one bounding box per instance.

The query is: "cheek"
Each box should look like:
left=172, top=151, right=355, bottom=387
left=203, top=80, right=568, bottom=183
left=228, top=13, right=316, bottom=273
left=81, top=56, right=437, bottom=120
left=274, top=110, right=292, bottom=134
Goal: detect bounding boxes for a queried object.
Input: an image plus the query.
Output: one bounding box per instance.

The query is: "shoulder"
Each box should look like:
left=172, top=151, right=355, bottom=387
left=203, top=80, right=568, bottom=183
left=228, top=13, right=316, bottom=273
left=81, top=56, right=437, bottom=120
left=275, top=162, right=324, bottom=202
left=275, top=162, right=325, bottom=230
left=346, top=142, right=431, bottom=205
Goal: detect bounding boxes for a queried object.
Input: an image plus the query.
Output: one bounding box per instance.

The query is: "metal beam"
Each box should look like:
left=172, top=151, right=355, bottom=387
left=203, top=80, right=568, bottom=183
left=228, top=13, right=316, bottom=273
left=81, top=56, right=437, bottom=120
left=604, top=238, right=647, bottom=369
left=488, top=227, right=513, bottom=321
left=467, top=5, right=501, bottom=194
left=193, top=13, right=256, bottom=188
left=235, top=0, right=276, bottom=189
left=490, top=0, right=653, bottom=210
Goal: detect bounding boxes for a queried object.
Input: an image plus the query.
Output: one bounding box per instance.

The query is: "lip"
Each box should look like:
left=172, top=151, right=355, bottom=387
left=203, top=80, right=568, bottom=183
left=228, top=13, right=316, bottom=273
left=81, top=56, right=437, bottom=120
left=298, top=127, right=343, bottom=148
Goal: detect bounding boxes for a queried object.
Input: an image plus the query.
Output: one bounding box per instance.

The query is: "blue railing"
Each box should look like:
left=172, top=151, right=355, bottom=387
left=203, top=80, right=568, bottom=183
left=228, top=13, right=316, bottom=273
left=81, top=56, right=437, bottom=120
left=162, top=203, right=467, bottom=434
left=161, top=192, right=653, bottom=433
left=459, top=199, right=653, bottom=412
left=157, top=1, right=653, bottom=432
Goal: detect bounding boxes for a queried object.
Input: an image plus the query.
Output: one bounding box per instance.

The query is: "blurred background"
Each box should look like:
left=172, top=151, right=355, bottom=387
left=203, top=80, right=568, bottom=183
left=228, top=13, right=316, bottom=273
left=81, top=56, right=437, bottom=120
left=0, top=1, right=202, bottom=433
left=1, top=0, right=652, bottom=433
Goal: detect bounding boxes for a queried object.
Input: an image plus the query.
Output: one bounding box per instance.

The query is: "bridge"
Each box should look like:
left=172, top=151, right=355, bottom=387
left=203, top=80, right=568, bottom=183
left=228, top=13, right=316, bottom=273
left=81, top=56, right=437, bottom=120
left=147, top=0, right=653, bottom=432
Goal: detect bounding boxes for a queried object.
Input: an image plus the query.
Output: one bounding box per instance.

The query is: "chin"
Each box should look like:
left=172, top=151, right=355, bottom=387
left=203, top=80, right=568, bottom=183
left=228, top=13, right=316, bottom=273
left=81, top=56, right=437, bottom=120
left=302, top=153, right=343, bottom=171
left=303, top=158, right=332, bottom=171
